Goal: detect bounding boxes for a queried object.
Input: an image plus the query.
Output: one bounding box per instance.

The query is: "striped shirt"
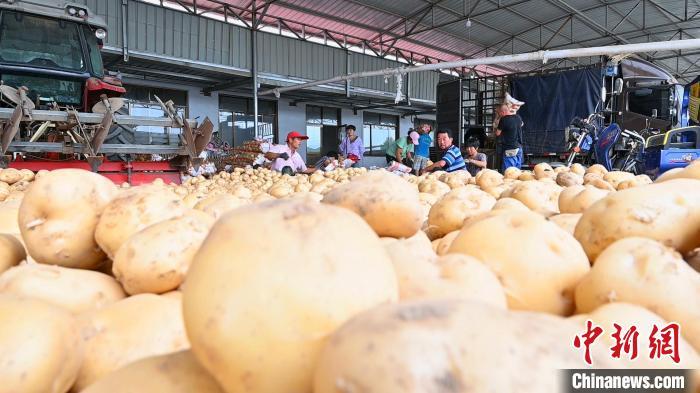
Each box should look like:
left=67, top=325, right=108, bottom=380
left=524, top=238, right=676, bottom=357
left=441, top=145, right=466, bottom=172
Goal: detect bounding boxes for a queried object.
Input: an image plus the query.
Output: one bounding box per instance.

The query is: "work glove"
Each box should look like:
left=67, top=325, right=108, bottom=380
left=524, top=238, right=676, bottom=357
left=278, top=152, right=290, bottom=160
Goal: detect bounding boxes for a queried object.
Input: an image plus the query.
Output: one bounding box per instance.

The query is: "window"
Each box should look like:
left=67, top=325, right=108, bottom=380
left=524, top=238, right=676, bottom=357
left=0, top=11, right=85, bottom=72
left=83, top=26, right=104, bottom=77
left=219, top=96, right=277, bottom=147
left=627, top=88, right=671, bottom=120
left=123, top=85, right=188, bottom=134
left=363, top=112, right=399, bottom=156
left=306, top=105, right=340, bottom=161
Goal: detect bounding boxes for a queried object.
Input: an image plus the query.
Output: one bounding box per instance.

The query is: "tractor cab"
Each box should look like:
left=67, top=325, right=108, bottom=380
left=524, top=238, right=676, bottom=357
left=0, top=0, right=124, bottom=111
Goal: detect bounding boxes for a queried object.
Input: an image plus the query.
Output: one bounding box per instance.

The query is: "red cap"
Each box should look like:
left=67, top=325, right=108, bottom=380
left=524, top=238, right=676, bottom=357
left=286, top=131, right=309, bottom=142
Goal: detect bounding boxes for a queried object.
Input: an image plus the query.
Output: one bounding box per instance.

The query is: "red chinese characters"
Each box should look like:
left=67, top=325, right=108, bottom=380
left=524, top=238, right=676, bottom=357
left=573, top=321, right=681, bottom=365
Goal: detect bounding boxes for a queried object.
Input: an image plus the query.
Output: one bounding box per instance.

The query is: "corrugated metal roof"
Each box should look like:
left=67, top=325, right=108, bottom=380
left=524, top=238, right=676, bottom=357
left=174, top=0, right=700, bottom=81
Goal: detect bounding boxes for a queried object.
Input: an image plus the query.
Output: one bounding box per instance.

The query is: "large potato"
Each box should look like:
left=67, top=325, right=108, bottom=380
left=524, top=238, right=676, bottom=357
left=0, top=263, right=125, bottom=314
left=0, top=234, right=25, bottom=274
left=603, top=170, right=635, bottom=189
left=183, top=200, right=399, bottom=393
left=586, top=164, right=608, bottom=175
left=559, top=185, right=610, bottom=214
left=503, top=167, right=522, bottom=180
left=556, top=171, right=583, bottom=187
left=0, top=296, right=83, bottom=393
left=81, top=351, right=224, bottom=393
left=570, top=303, right=700, bottom=369
left=492, top=197, right=530, bottom=212
left=449, top=210, right=590, bottom=315
left=533, top=162, right=555, bottom=179
left=575, top=179, right=700, bottom=260
left=503, top=180, right=563, bottom=214
left=75, top=294, right=190, bottom=391
left=570, top=163, right=586, bottom=175
left=548, top=213, right=582, bottom=235
left=112, top=210, right=214, bottom=295
left=475, top=168, right=504, bottom=189
left=427, top=187, right=496, bottom=238
left=439, top=170, right=471, bottom=189
left=433, top=230, right=460, bottom=255
left=95, top=185, right=188, bottom=259
left=418, top=179, right=451, bottom=197
left=392, top=254, right=507, bottom=308
left=575, top=237, right=700, bottom=351
left=314, top=300, right=613, bottom=393
left=322, top=171, right=422, bottom=238
left=382, top=230, right=435, bottom=265
left=194, top=193, right=249, bottom=219
left=18, top=169, right=117, bottom=268
left=0, top=168, right=22, bottom=184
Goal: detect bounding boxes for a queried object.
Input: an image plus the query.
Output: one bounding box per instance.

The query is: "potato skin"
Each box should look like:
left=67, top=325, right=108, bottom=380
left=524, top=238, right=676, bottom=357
left=81, top=351, right=224, bottom=393
left=183, top=200, right=398, bottom=393
left=575, top=237, right=700, bottom=351
left=0, top=296, right=83, bottom=393
left=314, top=300, right=614, bottom=393
left=548, top=213, right=582, bottom=235
left=18, top=169, right=118, bottom=268
left=449, top=210, right=590, bottom=315
left=0, top=264, right=125, bottom=314
left=559, top=185, right=610, bottom=214
left=74, top=294, right=190, bottom=391
left=427, top=187, right=496, bottom=238
left=112, top=210, right=214, bottom=295
left=95, top=185, right=188, bottom=259
left=574, top=179, right=700, bottom=260
left=322, top=171, right=422, bottom=238
left=0, top=234, right=25, bottom=274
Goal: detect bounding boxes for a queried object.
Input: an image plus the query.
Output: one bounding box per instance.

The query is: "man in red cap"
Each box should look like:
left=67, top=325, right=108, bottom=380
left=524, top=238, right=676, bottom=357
left=264, top=131, right=317, bottom=174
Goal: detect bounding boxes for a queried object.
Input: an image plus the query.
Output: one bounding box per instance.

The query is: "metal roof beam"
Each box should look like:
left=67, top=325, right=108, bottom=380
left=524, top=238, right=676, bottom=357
left=366, top=0, right=447, bottom=42
left=543, top=0, right=630, bottom=44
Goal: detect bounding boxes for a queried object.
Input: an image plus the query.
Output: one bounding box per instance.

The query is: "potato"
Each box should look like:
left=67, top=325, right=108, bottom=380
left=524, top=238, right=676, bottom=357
left=194, top=193, right=249, bottom=219
left=440, top=170, right=471, bottom=189
left=575, top=237, right=700, bottom=351
left=0, top=296, right=83, bottom=393
left=112, top=211, right=214, bottom=295
left=183, top=200, right=398, bottom=393
left=482, top=184, right=508, bottom=198
left=314, top=300, right=613, bottom=393
left=492, top=197, right=530, bottom=211
left=0, top=264, right=125, bottom=314
left=95, top=185, right=188, bottom=259
left=427, top=187, right=496, bottom=238
left=19, top=168, right=34, bottom=182
left=518, top=170, right=535, bottom=181
left=656, top=160, right=700, bottom=182
left=570, top=163, right=585, bottom=175
left=393, top=254, right=507, bottom=308
left=81, top=351, right=224, bottom=393
left=556, top=171, right=583, bottom=187
left=554, top=165, right=569, bottom=174
left=382, top=230, right=435, bottom=265
left=503, top=167, right=521, bottom=179
left=253, top=193, right=276, bottom=203
left=505, top=180, right=562, bottom=214
left=433, top=230, right=460, bottom=256
left=75, top=294, right=190, bottom=391
left=533, top=162, right=555, bottom=179
left=603, top=170, right=635, bottom=189
left=575, top=179, right=700, bottom=260
left=418, top=178, right=451, bottom=198
left=548, top=213, right=582, bottom=235
left=322, top=171, right=422, bottom=238
left=570, top=303, right=700, bottom=369
left=449, top=210, right=590, bottom=315
left=616, top=174, right=653, bottom=190
left=0, top=168, right=22, bottom=184
left=586, top=163, right=608, bottom=175
left=0, top=234, right=25, bottom=274
left=559, top=184, right=610, bottom=214
left=18, top=169, right=118, bottom=268
left=475, top=168, right=504, bottom=189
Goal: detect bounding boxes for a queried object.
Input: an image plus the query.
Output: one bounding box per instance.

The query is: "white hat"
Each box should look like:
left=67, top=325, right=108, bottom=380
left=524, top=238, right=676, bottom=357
left=505, top=93, right=524, bottom=106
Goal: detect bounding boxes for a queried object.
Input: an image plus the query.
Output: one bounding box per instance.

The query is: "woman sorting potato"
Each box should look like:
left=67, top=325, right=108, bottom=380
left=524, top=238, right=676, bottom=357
left=264, top=131, right=317, bottom=175
left=419, top=129, right=466, bottom=175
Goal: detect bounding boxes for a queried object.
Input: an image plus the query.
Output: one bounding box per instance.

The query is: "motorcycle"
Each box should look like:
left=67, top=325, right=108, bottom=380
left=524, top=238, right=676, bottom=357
left=565, top=113, right=646, bottom=174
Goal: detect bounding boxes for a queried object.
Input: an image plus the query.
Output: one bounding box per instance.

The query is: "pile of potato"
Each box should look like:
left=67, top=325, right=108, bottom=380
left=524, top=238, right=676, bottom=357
left=0, top=161, right=699, bottom=393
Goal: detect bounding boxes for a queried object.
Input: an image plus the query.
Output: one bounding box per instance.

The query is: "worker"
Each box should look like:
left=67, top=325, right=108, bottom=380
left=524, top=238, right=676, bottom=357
left=385, top=130, right=419, bottom=166
left=495, top=102, right=524, bottom=171
left=420, top=129, right=466, bottom=174
left=338, top=125, right=364, bottom=167
left=465, top=140, right=487, bottom=176
left=412, top=123, right=432, bottom=173
left=265, top=131, right=317, bottom=175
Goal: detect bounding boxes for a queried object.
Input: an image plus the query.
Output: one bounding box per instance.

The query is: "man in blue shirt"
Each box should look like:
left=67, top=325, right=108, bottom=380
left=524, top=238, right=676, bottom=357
left=419, top=129, right=466, bottom=174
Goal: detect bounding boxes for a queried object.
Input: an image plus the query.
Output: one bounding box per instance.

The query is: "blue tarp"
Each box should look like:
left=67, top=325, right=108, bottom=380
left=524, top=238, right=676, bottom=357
left=510, top=66, right=603, bottom=155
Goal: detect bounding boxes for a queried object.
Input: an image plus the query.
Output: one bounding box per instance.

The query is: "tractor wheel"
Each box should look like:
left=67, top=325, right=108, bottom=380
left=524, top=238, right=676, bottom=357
left=103, top=108, right=136, bottom=161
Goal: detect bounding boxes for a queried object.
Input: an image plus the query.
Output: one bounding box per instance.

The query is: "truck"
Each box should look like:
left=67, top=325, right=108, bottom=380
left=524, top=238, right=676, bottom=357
left=0, top=0, right=213, bottom=184
left=436, top=57, right=687, bottom=171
